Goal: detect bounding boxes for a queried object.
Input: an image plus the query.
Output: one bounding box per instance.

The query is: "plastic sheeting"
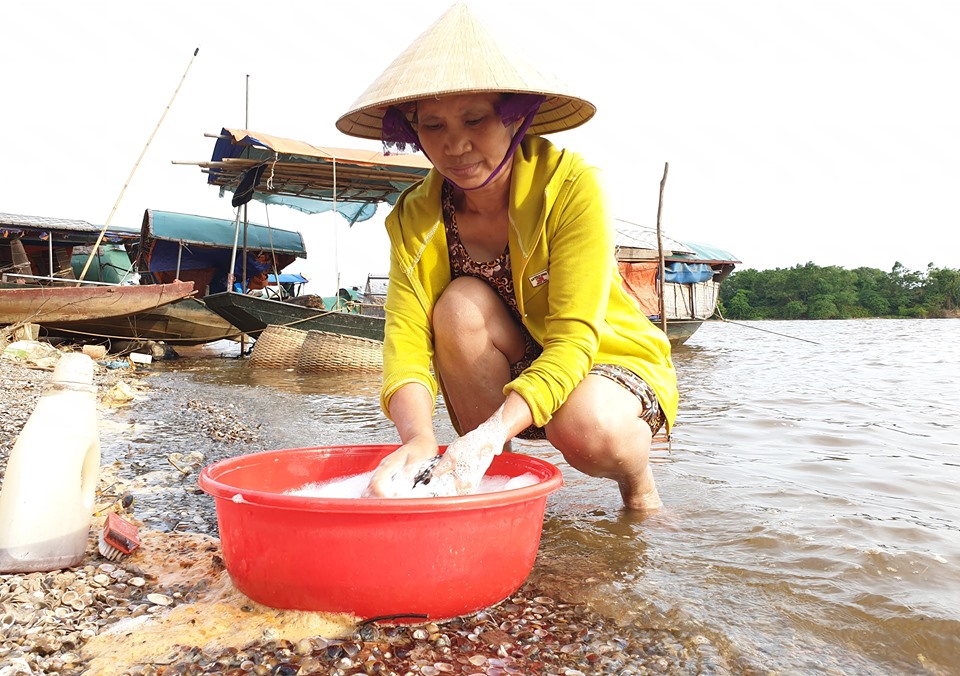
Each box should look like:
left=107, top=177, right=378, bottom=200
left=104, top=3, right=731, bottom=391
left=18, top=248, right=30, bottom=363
left=664, top=262, right=714, bottom=283
left=618, top=261, right=660, bottom=316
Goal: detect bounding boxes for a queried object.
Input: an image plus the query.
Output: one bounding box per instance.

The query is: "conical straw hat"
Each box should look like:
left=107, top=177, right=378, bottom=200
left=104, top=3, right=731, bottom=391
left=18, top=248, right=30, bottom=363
left=336, top=2, right=596, bottom=140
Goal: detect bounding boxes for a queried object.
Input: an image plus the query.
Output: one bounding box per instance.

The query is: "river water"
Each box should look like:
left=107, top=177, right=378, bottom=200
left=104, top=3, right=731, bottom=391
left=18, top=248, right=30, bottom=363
left=101, top=318, right=960, bottom=674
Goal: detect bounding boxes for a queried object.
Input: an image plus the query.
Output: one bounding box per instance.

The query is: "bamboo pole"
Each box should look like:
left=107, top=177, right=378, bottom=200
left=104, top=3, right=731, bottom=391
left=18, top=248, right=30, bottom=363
left=76, top=47, right=199, bottom=285
left=239, top=74, right=250, bottom=357
left=656, top=162, right=669, bottom=336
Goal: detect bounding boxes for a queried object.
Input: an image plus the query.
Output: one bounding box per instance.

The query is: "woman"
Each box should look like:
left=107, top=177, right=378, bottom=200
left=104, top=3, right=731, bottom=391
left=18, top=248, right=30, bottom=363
left=335, top=4, right=678, bottom=510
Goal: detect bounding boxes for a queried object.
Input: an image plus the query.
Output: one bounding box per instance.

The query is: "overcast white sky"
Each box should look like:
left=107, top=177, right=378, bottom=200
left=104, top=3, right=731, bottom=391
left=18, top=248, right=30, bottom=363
left=2, top=1, right=957, bottom=293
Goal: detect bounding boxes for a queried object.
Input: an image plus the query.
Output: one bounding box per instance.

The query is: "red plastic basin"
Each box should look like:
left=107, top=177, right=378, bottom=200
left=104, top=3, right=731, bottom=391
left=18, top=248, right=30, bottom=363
left=198, top=445, right=563, bottom=621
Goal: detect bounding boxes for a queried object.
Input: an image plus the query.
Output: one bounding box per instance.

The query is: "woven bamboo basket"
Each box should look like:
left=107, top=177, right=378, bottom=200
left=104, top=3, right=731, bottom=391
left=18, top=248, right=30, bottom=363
left=295, top=330, right=383, bottom=373
left=248, top=325, right=308, bottom=369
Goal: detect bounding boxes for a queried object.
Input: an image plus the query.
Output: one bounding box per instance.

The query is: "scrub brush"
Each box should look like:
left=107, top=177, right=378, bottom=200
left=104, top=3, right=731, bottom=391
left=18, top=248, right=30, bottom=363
left=98, top=512, right=141, bottom=561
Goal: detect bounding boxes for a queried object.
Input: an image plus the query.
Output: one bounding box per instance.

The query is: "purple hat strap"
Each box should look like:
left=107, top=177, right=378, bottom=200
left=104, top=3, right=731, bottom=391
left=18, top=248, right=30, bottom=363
left=382, top=106, right=422, bottom=154
left=465, top=94, right=544, bottom=190
left=381, top=94, right=546, bottom=191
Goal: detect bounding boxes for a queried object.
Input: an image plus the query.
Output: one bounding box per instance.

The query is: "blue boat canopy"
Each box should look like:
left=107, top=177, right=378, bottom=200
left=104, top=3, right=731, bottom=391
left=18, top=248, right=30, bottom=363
left=197, top=128, right=433, bottom=224
left=136, top=209, right=307, bottom=297
left=141, top=209, right=305, bottom=256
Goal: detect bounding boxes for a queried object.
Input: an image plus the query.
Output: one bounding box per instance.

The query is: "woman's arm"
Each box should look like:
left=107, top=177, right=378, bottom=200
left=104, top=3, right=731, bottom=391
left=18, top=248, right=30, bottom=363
left=389, top=382, right=439, bottom=446
left=363, top=382, right=440, bottom=497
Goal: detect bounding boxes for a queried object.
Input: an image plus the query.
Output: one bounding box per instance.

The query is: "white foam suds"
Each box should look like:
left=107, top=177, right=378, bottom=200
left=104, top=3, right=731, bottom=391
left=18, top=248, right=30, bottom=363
left=285, top=471, right=540, bottom=499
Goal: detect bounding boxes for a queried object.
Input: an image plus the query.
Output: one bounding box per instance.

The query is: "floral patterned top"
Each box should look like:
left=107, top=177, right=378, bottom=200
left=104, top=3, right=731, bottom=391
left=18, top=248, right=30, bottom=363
left=441, top=180, right=543, bottom=379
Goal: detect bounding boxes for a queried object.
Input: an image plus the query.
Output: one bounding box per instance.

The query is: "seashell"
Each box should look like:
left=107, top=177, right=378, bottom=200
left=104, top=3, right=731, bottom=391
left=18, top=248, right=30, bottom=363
left=59, top=652, right=81, bottom=665
left=147, top=593, right=173, bottom=606
left=357, top=622, right=380, bottom=642
left=129, top=577, right=146, bottom=587
left=298, top=657, right=322, bottom=673
left=361, top=659, right=385, bottom=674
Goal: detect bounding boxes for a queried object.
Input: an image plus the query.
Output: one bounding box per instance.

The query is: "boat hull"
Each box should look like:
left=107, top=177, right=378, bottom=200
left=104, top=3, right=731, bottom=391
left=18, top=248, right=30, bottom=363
left=664, top=319, right=703, bottom=346
left=203, top=292, right=385, bottom=341
left=0, top=280, right=195, bottom=325
left=41, top=297, right=242, bottom=346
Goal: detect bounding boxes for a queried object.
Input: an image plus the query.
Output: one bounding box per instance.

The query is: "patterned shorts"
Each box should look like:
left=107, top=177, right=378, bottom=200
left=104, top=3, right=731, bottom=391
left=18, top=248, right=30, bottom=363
left=590, top=363, right=667, bottom=436
left=512, top=363, right=666, bottom=440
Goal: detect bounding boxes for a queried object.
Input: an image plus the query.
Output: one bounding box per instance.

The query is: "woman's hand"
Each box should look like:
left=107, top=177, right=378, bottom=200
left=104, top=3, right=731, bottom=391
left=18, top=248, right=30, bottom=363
left=363, top=436, right=440, bottom=498
left=428, top=413, right=510, bottom=495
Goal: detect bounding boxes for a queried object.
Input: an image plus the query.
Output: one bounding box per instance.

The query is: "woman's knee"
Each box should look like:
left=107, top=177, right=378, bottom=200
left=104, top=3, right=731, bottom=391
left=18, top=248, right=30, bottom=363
left=434, top=277, right=525, bottom=362
left=546, top=377, right=651, bottom=473
left=434, top=276, right=498, bottom=331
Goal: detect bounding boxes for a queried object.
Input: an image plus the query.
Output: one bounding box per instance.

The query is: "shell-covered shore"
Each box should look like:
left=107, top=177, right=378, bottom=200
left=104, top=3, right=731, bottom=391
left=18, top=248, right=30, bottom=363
left=0, top=351, right=728, bottom=676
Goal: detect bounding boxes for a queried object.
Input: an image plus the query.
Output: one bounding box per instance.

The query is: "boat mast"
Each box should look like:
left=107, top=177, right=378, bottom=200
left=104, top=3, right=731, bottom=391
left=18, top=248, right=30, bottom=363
left=333, top=158, right=340, bottom=293
left=241, top=74, right=250, bottom=296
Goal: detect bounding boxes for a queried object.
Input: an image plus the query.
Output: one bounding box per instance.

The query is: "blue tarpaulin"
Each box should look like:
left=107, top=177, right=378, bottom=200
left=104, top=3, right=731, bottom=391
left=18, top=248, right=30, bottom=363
left=664, top=262, right=715, bottom=283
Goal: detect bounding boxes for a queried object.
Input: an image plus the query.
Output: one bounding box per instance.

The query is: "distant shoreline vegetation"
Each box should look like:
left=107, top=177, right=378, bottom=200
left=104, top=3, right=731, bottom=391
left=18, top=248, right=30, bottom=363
left=719, top=262, right=960, bottom=320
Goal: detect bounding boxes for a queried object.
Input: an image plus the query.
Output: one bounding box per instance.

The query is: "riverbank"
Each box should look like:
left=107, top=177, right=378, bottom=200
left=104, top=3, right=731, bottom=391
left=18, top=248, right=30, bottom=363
left=0, top=349, right=725, bottom=675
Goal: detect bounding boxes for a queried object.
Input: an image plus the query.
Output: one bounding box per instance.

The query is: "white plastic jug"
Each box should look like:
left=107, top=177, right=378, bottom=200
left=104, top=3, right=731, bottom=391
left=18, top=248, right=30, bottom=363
left=0, top=352, right=101, bottom=572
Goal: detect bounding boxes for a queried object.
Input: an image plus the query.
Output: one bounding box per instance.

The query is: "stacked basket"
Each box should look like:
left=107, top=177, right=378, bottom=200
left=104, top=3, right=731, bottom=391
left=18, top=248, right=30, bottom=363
left=295, top=330, right=383, bottom=373
left=248, top=324, right=383, bottom=373
left=247, top=325, right=308, bottom=369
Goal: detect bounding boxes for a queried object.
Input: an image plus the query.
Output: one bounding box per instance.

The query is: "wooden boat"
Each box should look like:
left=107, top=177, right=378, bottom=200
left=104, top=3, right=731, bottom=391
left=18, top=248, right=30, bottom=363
left=48, top=207, right=311, bottom=346
left=0, top=279, right=194, bottom=325
left=203, top=291, right=384, bottom=340
left=0, top=211, right=243, bottom=346
left=179, top=127, right=431, bottom=345
left=0, top=211, right=196, bottom=329
left=615, top=220, right=740, bottom=345
left=43, top=297, right=241, bottom=346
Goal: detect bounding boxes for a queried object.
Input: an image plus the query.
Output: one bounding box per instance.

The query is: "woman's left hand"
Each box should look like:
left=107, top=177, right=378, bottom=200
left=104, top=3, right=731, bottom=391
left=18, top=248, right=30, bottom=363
left=428, top=414, right=510, bottom=495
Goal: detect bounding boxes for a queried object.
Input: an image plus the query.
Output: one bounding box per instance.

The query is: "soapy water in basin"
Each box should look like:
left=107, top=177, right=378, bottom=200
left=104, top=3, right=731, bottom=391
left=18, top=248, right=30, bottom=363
left=285, top=471, right=540, bottom=499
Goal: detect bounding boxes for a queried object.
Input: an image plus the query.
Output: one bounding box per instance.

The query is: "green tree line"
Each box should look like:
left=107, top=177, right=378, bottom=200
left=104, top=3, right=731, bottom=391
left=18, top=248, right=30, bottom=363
left=719, top=262, right=960, bottom=320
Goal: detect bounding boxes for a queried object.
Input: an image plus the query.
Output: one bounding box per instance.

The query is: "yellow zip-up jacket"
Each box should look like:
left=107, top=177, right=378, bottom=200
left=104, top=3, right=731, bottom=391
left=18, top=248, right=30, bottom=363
left=381, top=136, right=678, bottom=431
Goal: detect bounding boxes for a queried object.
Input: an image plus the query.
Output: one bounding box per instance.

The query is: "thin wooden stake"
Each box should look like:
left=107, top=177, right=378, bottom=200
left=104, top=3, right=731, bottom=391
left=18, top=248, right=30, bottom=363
left=656, top=162, right=669, bottom=336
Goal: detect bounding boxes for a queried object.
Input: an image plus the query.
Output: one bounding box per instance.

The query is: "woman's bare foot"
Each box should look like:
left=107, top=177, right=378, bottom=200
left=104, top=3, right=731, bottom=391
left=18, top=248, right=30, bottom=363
left=618, top=464, right=663, bottom=512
